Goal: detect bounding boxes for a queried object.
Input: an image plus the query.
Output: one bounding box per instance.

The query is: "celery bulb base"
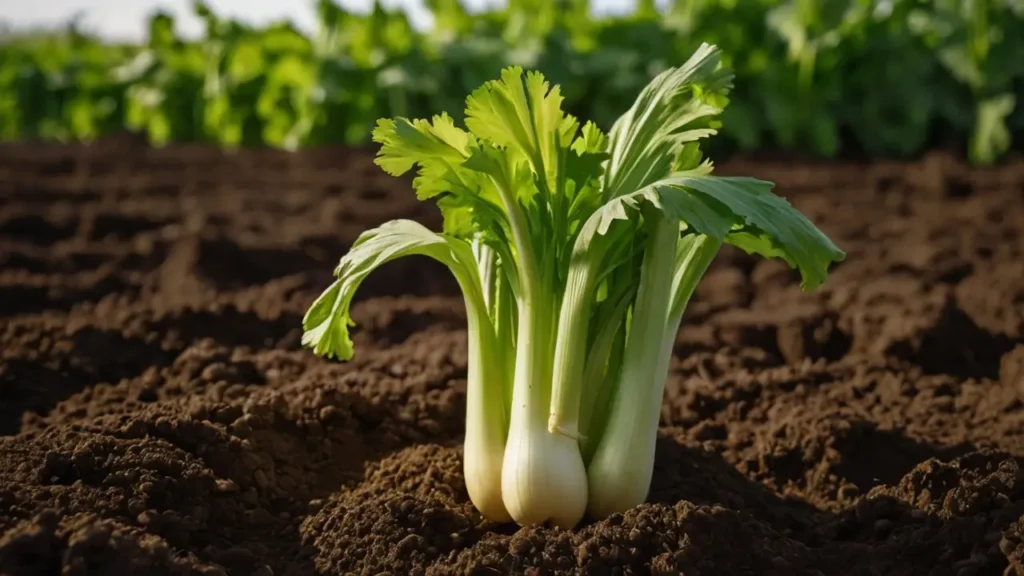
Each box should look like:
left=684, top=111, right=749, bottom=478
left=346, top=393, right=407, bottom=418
left=501, top=290, right=588, bottom=528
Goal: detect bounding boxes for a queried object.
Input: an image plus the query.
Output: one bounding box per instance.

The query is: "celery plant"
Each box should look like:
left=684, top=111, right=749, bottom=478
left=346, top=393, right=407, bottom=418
left=302, top=43, right=845, bottom=528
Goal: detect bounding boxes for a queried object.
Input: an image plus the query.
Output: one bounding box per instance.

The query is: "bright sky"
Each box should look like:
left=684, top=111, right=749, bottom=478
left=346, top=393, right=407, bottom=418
left=1, top=0, right=648, bottom=40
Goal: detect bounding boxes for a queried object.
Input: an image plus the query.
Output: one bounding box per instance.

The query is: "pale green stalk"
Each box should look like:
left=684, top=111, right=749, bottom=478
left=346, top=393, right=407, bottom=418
left=461, top=288, right=512, bottom=522
left=487, top=175, right=589, bottom=528
left=548, top=245, right=604, bottom=439
left=578, top=308, right=628, bottom=461
left=586, top=227, right=721, bottom=518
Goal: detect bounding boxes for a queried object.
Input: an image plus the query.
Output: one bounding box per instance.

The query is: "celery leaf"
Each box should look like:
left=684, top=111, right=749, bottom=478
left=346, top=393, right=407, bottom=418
left=301, top=219, right=485, bottom=360
left=603, top=42, right=734, bottom=200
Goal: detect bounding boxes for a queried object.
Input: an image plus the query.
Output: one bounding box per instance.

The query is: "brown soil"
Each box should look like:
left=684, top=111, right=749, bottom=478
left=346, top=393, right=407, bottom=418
left=1, top=139, right=1023, bottom=576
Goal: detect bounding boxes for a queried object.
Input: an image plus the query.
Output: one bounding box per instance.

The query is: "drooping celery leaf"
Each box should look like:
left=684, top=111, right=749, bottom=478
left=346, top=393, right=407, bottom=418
left=577, top=170, right=845, bottom=291
left=301, top=219, right=485, bottom=360
left=673, top=174, right=846, bottom=291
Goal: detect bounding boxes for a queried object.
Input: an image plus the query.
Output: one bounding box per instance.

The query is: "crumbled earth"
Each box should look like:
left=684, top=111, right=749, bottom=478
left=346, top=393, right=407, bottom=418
left=1, top=140, right=1023, bottom=575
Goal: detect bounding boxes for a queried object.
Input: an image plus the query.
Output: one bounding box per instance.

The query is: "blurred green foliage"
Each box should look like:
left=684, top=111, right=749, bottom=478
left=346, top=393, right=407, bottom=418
left=1, top=0, right=1022, bottom=163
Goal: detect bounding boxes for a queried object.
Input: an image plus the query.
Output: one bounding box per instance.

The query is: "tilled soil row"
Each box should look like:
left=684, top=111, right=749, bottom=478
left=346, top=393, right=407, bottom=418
left=1, top=140, right=1023, bottom=575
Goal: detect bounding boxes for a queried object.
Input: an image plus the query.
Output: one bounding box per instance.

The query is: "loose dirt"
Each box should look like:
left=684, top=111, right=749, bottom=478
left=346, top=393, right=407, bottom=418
left=1, top=139, right=1023, bottom=575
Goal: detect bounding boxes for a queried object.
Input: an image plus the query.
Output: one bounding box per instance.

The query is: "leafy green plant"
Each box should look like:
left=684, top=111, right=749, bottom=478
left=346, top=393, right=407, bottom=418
left=302, top=43, right=845, bottom=527
left=1, top=0, right=1022, bottom=162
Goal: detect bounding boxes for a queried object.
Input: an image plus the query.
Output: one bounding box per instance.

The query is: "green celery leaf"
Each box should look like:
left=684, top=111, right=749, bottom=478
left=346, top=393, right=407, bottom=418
left=603, top=42, right=734, bottom=200
left=571, top=120, right=608, bottom=156
left=371, top=114, right=506, bottom=239
left=566, top=121, right=611, bottom=224
left=464, top=66, right=579, bottom=194
left=463, top=77, right=608, bottom=281
left=666, top=174, right=846, bottom=290
left=371, top=113, right=471, bottom=183
left=723, top=229, right=793, bottom=263
left=301, top=219, right=485, bottom=360
left=463, top=143, right=532, bottom=196
left=576, top=171, right=845, bottom=291
left=580, top=169, right=736, bottom=241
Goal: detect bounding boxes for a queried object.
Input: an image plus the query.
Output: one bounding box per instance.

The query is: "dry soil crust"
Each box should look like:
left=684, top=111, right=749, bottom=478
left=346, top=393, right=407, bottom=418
left=1, top=140, right=1024, bottom=575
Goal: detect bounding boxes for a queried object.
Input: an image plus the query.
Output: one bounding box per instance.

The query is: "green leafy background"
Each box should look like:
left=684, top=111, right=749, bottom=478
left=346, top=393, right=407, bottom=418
left=2, top=0, right=1022, bottom=163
